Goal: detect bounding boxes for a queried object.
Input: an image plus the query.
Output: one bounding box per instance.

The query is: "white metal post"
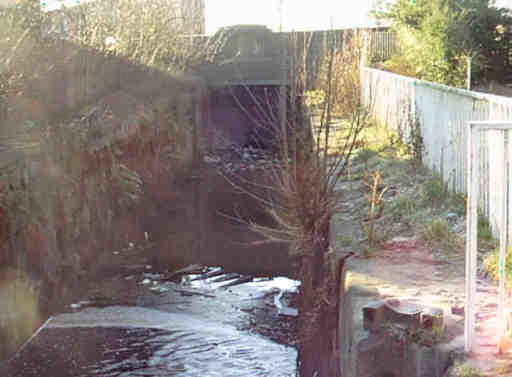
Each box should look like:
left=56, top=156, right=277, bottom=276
left=465, top=124, right=472, bottom=352
left=465, top=124, right=480, bottom=353
left=466, top=121, right=511, bottom=353
left=498, top=130, right=508, bottom=352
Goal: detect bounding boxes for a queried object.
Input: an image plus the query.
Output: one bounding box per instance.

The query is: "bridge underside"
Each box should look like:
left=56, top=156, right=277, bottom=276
left=204, top=84, right=288, bottom=151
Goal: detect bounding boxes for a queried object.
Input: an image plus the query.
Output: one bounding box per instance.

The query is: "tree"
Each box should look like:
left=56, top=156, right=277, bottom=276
left=41, top=0, right=206, bottom=72
left=226, top=30, right=373, bottom=376
left=375, top=0, right=512, bottom=87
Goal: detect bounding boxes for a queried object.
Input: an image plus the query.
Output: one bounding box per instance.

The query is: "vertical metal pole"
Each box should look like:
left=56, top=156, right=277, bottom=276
left=465, top=123, right=479, bottom=352
left=465, top=124, right=473, bottom=352
left=471, top=127, right=480, bottom=352
left=498, top=130, right=508, bottom=352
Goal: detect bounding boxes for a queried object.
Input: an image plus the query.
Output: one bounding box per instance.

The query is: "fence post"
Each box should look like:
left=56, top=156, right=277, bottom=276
left=498, top=130, right=508, bottom=352
left=465, top=123, right=479, bottom=352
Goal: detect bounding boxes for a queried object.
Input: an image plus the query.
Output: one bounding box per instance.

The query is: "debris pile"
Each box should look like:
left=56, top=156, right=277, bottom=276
left=203, top=146, right=283, bottom=174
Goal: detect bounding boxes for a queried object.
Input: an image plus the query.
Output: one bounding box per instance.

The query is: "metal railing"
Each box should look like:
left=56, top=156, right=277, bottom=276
left=466, top=121, right=510, bottom=353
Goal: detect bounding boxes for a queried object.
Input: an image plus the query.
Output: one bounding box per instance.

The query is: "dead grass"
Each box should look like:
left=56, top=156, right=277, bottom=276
left=420, top=217, right=464, bottom=255
left=341, top=125, right=469, bottom=257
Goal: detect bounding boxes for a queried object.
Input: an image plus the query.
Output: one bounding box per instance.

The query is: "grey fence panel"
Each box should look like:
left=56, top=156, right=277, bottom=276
left=362, top=67, right=512, bottom=238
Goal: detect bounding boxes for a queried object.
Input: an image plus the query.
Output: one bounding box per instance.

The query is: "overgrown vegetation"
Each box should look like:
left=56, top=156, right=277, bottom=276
left=454, top=363, right=484, bottom=377
left=390, top=195, right=416, bottom=221
left=477, top=214, right=495, bottom=246
left=421, top=174, right=449, bottom=207
left=337, top=119, right=470, bottom=256
left=483, top=245, right=512, bottom=289
left=420, top=217, right=463, bottom=254
left=374, top=0, right=512, bottom=87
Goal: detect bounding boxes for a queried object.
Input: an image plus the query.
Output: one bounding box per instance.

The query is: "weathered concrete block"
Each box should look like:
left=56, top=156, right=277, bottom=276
left=421, top=307, right=444, bottom=331
left=384, top=299, right=422, bottom=330
left=362, top=300, right=386, bottom=332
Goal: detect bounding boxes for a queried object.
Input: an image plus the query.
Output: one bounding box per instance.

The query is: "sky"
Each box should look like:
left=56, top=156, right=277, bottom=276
left=204, top=0, right=380, bottom=34
left=33, top=0, right=512, bottom=33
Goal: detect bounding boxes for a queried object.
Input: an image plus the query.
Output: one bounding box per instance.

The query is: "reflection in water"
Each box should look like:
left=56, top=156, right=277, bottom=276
left=6, top=307, right=296, bottom=377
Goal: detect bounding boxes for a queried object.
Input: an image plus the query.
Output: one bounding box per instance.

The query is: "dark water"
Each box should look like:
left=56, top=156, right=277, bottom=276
left=0, top=162, right=297, bottom=375
left=2, top=274, right=298, bottom=377
left=5, top=313, right=296, bottom=377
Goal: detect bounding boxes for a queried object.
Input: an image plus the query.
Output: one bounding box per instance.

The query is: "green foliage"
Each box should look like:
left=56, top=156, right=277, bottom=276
left=382, top=21, right=468, bottom=87
left=477, top=214, right=494, bottom=243
left=483, top=245, right=512, bottom=288
left=421, top=175, right=448, bottom=207
left=450, top=192, right=466, bottom=216
left=421, top=217, right=450, bottom=241
left=391, top=195, right=416, bottom=220
left=454, top=363, right=484, bottom=377
left=354, top=148, right=378, bottom=165
left=376, top=0, right=512, bottom=87
left=394, top=107, right=424, bottom=164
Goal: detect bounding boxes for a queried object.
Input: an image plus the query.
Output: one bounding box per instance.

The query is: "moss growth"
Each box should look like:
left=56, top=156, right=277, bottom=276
left=337, top=234, right=353, bottom=248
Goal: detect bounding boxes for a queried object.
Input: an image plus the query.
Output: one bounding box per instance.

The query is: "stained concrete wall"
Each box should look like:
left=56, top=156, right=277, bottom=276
left=337, top=256, right=457, bottom=377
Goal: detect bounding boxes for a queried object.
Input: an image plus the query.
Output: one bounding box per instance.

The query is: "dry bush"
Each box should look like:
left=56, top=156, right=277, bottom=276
left=311, top=31, right=373, bottom=173
left=223, top=29, right=374, bottom=377
left=316, top=31, right=366, bottom=117
left=53, top=0, right=206, bottom=72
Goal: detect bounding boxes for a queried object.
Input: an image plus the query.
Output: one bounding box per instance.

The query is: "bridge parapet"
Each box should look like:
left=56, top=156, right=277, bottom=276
left=194, top=25, right=287, bottom=87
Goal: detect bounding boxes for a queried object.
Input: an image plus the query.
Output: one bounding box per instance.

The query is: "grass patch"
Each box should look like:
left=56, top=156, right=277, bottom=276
left=483, top=245, right=512, bottom=288
left=353, top=148, right=378, bottom=166
left=477, top=215, right=494, bottom=242
left=390, top=195, right=416, bottom=220
left=477, top=214, right=497, bottom=250
left=421, top=175, right=449, bottom=207
left=420, top=217, right=463, bottom=254
left=450, top=192, right=466, bottom=216
left=454, top=363, right=484, bottom=377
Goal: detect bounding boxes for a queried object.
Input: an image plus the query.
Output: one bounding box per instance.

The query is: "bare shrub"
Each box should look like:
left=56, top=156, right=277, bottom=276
left=224, top=29, right=374, bottom=377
